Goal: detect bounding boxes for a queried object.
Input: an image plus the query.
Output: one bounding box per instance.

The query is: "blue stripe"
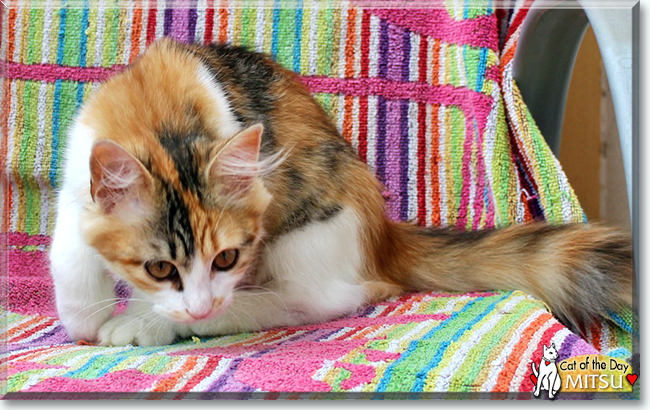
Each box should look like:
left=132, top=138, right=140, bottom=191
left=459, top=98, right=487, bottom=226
left=65, top=346, right=168, bottom=378
left=475, top=47, right=488, bottom=92
left=271, top=0, right=280, bottom=60
left=95, top=345, right=168, bottom=377
left=412, top=294, right=510, bottom=391
left=55, top=4, right=67, bottom=65
left=49, top=80, right=62, bottom=189
left=75, top=1, right=90, bottom=112
left=293, top=0, right=303, bottom=72
left=50, top=1, right=67, bottom=188
left=606, top=309, right=638, bottom=337
left=79, top=2, right=89, bottom=67
left=375, top=293, right=508, bottom=392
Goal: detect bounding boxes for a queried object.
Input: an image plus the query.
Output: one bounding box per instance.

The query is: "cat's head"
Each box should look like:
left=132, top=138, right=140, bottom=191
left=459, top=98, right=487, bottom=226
left=73, top=39, right=287, bottom=324
left=82, top=123, right=275, bottom=324
left=543, top=343, right=559, bottom=361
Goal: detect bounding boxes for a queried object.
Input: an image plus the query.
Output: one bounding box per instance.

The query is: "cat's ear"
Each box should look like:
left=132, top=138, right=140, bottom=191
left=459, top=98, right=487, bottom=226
left=206, top=124, right=264, bottom=197
left=90, top=140, right=153, bottom=213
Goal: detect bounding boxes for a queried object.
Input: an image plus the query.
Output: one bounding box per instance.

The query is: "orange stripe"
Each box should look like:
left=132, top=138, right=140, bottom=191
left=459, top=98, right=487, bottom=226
left=153, top=356, right=199, bottom=392
left=493, top=313, right=552, bottom=391
left=230, top=330, right=282, bottom=347
left=500, top=46, right=516, bottom=76
left=430, top=105, right=440, bottom=225
left=129, top=4, right=143, bottom=63
left=8, top=319, right=56, bottom=343
left=353, top=325, right=379, bottom=340
left=342, top=95, right=353, bottom=143
left=590, top=322, right=602, bottom=352
left=2, top=9, right=17, bottom=233
left=0, top=316, right=47, bottom=340
left=1, top=78, right=12, bottom=233
left=218, top=0, right=229, bottom=44
left=18, top=344, right=79, bottom=363
left=6, top=8, right=16, bottom=62
left=344, top=8, right=357, bottom=78
left=431, top=38, right=440, bottom=85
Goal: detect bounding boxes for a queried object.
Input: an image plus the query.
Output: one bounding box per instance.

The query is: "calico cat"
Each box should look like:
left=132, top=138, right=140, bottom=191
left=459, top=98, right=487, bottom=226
left=49, top=39, right=633, bottom=346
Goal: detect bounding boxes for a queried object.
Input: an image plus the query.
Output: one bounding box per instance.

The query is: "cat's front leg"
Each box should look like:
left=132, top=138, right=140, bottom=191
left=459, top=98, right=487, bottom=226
left=98, top=292, right=187, bottom=346
left=50, top=196, right=116, bottom=342
left=188, top=289, right=309, bottom=336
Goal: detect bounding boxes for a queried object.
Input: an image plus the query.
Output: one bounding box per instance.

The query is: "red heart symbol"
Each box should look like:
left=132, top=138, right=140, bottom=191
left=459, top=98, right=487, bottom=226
left=545, top=361, right=550, bottom=365
left=626, top=374, right=638, bottom=386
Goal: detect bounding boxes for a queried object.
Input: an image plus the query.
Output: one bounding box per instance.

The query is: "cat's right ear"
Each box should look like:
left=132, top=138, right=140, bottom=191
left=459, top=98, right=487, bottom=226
left=205, top=124, right=264, bottom=198
left=89, top=140, right=153, bottom=213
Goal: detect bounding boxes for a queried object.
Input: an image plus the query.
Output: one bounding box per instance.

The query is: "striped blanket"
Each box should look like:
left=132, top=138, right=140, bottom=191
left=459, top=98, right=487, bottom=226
left=0, top=0, right=637, bottom=398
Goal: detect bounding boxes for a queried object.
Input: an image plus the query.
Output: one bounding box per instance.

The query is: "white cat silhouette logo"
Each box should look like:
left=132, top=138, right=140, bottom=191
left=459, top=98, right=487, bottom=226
left=530, top=343, right=561, bottom=399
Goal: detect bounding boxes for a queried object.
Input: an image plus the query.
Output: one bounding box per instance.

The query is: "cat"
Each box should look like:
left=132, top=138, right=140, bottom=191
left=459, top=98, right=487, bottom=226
left=49, top=38, right=633, bottom=346
left=531, top=343, right=561, bottom=399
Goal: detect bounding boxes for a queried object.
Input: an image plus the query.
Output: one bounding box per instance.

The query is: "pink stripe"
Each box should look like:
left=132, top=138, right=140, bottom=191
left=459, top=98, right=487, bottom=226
left=362, top=8, right=499, bottom=51
left=2, top=61, right=127, bottom=83
left=299, top=77, right=492, bottom=126
left=2, top=62, right=493, bottom=131
left=6, top=249, right=50, bottom=276
left=3, top=63, right=493, bottom=139
left=485, top=65, right=501, bottom=83
left=291, top=313, right=450, bottom=331
left=4, top=232, right=52, bottom=247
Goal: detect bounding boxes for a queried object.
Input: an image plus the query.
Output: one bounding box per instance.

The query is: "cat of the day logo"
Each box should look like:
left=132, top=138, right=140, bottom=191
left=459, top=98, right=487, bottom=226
left=530, top=343, right=561, bottom=398
left=530, top=349, right=637, bottom=398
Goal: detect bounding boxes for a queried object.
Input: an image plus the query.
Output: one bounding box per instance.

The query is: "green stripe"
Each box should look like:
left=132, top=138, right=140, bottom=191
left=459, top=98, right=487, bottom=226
left=276, top=8, right=295, bottom=69
left=85, top=2, right=99, bottom=65
left=62, top=8, right=83, bottom=66
left=299, top=4, right=311, bottom=74
left=240, top=6, right=251, bottom=48
left=382, top=294, right=503, bottom=391
left=449, top=298, right=529, bottom=392
left=451, top=107, right=464, bottom=222
left=26, top=6, right=37, bottom=64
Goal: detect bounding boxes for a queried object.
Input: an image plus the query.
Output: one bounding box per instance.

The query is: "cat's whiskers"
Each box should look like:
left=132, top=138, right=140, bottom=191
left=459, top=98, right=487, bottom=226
left=234, top=286, right=289, bottom=312
left=68, top=297, right=123, bottom=322
left=228, top=304, right=258, bottom=333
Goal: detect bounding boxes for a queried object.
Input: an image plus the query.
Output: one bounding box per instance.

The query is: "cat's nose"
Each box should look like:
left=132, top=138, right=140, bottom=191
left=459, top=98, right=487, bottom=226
left=186, top=309, right=211, bottom=320
left=186, top=298, right=224, bottom=320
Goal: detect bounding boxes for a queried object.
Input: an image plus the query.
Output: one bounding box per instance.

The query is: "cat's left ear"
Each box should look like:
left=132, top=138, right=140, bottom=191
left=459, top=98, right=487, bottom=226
left=206, top=124, right=264, bottom=197
left=90, top=140, right=153, bottom=213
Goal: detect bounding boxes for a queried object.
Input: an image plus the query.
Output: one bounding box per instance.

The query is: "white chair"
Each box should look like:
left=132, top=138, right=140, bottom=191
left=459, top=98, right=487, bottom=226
left=512, top=0, right=638, bottom=289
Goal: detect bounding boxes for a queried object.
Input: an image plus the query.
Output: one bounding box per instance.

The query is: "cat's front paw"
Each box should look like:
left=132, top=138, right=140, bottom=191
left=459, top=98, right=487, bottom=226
left=58, top=302, right=114, bottom=343
left=98, top=314, right=176, bottom=346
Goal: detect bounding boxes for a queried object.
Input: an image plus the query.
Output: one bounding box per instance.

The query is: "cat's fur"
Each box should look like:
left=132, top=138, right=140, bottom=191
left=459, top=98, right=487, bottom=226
left=531, top=343, right=561, bottom=399
left=50, top=39, right=633, bottom=346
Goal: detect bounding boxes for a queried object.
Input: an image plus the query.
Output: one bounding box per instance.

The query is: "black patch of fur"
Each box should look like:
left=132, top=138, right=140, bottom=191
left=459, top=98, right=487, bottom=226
left=157, top=127, right=203, bottom=199
left=418, top=227, right=495, bottom=246
left=198, top=44, right=279, bottom=156
left=160, top=184, right=195, bottom=261
left=278, top=195, right=342, bottom=235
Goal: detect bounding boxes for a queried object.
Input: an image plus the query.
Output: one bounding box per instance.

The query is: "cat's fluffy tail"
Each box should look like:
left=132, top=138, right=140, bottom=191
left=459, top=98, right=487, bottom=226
left=381, top=222, right=633, bottom=331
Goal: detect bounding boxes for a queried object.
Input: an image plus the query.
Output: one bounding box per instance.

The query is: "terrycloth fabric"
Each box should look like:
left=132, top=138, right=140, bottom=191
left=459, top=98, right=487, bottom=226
left=0, top=0, right=636, bottom=398
left=0, top=291, right=616, bottom=397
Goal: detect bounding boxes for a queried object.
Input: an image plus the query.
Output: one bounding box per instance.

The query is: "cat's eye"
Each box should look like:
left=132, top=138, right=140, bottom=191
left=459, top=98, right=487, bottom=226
left=145, top=260, right=178, bottom=280
left=212, top=249, right=239, bottom=271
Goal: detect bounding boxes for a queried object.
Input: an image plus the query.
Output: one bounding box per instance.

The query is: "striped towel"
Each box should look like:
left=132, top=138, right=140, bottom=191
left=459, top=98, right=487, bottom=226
left=0, top=0, right=636, bottom=397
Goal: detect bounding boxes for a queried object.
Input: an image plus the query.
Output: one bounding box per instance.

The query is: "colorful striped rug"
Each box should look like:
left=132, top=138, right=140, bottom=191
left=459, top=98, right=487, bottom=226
left=0, top=290, right=635, bottom=398
left=0, top=0, right=637, bottom=398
